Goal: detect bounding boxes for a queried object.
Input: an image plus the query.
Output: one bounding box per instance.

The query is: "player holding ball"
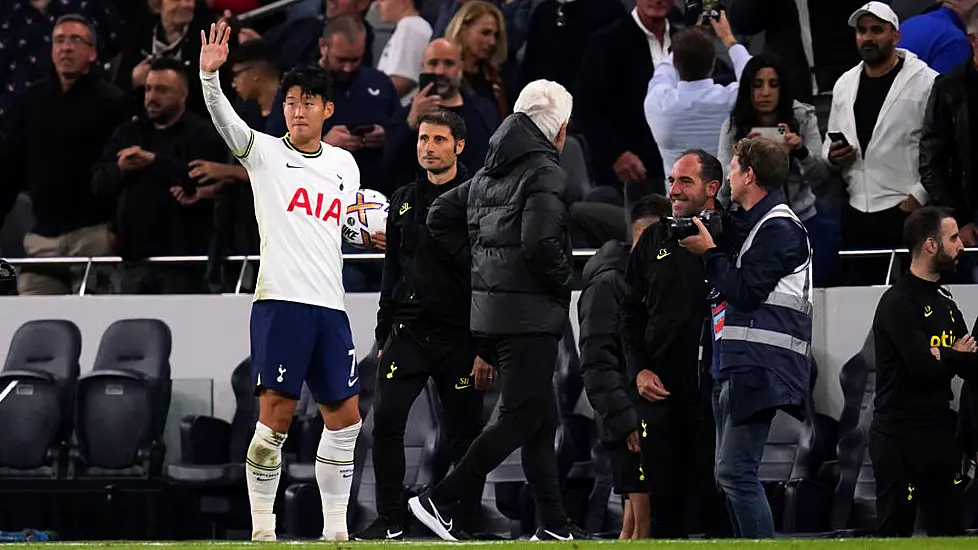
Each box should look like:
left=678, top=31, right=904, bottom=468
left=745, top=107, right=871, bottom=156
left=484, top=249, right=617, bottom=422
left=199, top=21, right=362, bottom=542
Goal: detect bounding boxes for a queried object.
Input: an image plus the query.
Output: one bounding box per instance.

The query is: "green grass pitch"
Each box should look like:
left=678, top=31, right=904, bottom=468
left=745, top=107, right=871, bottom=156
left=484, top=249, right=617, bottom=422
left=4, top=539, right=978, bottom=549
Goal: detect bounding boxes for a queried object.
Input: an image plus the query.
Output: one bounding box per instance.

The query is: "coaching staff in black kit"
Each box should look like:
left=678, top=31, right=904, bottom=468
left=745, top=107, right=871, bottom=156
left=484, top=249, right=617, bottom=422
left=411, top=80, right=584, bottom=541
left=870, top=206, right=978, bottom=537
left=620, top=150, right=723, bottom=539
left=360, top=110, right=490, bottom=540
left=579, top=194, right=671, bottom=540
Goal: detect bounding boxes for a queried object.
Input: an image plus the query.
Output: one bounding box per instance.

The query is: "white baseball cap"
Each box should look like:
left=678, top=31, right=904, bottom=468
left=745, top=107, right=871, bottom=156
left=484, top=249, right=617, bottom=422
left=848, top=1, right=900, bottom=31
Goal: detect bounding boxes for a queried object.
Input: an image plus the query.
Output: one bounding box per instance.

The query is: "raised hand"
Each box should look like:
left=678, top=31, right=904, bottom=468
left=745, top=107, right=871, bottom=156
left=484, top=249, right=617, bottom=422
left=200, top=21, right=232, bottom=73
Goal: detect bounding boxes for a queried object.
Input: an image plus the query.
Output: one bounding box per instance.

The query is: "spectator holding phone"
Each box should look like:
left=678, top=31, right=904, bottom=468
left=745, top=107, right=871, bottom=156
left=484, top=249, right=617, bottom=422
left=823, top=2, right=937, bottom=286
left=717, top=53, right=834, bottom=286
left=644, top=10, right=751, bottom=184
left=383, top=38, right=500, bottom=191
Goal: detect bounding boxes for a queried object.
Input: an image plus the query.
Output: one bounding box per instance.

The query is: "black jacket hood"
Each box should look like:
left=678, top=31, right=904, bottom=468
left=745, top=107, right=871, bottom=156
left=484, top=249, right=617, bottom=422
left=483, top=113, right=560, bottom=178
left=583, top=240, right=629, bottom=284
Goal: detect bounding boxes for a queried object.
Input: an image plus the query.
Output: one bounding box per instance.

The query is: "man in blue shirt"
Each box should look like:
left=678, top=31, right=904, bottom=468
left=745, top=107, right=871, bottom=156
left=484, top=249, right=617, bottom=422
left=899, top=0, right=976, bottom=74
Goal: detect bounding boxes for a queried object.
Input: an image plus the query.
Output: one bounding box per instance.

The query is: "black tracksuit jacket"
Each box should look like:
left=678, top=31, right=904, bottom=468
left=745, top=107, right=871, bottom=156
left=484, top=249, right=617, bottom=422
left=375, top=164, right=472, bottom=345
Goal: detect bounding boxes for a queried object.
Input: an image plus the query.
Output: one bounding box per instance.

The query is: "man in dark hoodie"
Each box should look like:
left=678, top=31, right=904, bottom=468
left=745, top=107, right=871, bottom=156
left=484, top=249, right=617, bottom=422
left=359, top=109, right=488, bottom=541
left=412, top=80, right=582, bottom=541
left=579, top=193, right=671, bottom=540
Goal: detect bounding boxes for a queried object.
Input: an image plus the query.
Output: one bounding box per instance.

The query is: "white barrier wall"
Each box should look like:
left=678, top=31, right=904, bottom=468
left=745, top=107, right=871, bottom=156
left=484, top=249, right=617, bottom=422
left=2, top=286, right=977, bottom=423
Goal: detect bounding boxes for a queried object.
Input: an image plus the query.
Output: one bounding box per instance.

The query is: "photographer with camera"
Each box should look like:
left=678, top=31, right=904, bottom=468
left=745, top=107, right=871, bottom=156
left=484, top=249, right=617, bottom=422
left=620, top=149, right=725, bottom=538
left=679, top=137, right=812, bottom=539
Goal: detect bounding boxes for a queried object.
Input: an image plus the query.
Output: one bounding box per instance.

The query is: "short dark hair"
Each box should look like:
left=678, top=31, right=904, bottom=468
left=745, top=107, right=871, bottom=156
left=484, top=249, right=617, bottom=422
left=731, top=137, right=790, bottom=191
left=54, top=14, right=97, bottom=47
left=148, top=57, right=190, bottom=86
left=227, top=38, right=281, bottom=76
left=672, top=28, right=715, bottom=82
left=418, top=109, right=467, bottom=141
left=630, top=193, right=672, bottom=224
left=678, top=148, right=723, bottom=187
left=280, top=64, right=333, bottom=103
left=323, top=14, right=366, bottom=43
left=904, top=206, right=955, bottom=256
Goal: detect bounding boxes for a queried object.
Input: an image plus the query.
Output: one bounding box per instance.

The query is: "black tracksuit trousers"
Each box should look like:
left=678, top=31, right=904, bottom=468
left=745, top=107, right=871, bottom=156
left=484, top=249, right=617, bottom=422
left=869, top=420, right=966, bottom=537
left=372, top=324, right=484, bottom=526
left=429, top=334, right=570, bottom=531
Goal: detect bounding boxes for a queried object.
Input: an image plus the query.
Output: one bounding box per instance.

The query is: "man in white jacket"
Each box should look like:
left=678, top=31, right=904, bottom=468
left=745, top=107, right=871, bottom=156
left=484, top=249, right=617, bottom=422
left=823, top=1, right=938, bottom=286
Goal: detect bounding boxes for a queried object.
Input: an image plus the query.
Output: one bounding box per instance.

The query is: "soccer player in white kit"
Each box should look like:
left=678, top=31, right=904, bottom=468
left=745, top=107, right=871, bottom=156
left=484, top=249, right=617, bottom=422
left=199, top=22, right=362, bottom=542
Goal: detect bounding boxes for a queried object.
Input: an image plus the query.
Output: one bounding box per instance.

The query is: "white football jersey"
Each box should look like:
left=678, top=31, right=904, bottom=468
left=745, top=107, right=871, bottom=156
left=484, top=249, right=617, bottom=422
left=200, top=70, right=360, bottom=311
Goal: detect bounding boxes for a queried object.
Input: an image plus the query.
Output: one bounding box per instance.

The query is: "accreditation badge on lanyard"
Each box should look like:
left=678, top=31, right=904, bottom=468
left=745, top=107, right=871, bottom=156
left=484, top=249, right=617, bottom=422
left=712, top=301, right=726, bottom=341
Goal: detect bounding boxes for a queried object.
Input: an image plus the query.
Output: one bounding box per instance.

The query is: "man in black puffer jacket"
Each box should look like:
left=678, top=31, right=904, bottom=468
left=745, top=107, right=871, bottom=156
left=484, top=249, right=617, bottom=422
left=578, top=194, right=671, bottom=540
left=410, top=80, right=582, bottom=542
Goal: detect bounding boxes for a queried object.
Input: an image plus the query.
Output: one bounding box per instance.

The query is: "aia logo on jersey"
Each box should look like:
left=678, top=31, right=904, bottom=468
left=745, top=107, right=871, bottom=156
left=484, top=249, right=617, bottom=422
left=287, top=187, right=342, bottom=225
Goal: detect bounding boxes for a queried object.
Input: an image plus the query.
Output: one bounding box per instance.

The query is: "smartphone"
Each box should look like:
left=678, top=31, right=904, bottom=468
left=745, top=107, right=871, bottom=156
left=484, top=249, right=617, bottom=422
left=751, top=126, right=786, bottom=143
left=827, top=132, right=850, bottom=148
left=418, top=73, right=439, bottom=96
left=351, top=124, right=374, bottom=137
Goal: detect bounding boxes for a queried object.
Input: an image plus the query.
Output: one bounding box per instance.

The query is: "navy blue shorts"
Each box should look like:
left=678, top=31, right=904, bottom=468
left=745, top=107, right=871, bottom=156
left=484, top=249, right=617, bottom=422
left=250, top=299, right=359, bottom=404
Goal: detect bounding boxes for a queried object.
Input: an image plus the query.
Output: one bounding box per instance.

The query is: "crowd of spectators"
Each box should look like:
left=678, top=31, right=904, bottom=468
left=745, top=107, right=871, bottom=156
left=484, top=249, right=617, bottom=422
left=1, top=0, right=978, bottom=295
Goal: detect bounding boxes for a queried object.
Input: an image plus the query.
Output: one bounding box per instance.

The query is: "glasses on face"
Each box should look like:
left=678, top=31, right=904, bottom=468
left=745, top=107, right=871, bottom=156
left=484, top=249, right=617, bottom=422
left=53, top=34, right=94, bottom=47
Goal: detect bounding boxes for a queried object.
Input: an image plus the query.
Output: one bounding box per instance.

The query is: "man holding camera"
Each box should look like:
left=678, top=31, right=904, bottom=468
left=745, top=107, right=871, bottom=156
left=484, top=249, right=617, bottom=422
left=620, top=149, right=723, bottom=538
left=680, top=137, right=813, bottom=539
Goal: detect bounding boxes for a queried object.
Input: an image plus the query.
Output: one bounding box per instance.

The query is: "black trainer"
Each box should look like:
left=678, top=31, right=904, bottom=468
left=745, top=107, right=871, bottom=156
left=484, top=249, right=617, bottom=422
left=530, top=524, right=591, bottom=541
left=352, top=517, right=404, bottom=541
left=408, top=491, right=459, bottom=541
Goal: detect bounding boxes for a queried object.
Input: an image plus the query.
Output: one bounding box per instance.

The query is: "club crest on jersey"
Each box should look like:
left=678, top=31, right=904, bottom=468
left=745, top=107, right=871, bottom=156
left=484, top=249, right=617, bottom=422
left=347, top=192, right=385, bottom=225
left=287, top=187, right=342, bottom=224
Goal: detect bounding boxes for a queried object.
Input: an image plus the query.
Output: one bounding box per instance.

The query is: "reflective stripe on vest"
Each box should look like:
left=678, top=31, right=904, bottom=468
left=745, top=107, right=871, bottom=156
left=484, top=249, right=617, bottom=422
left=723, top=203, right=813, bottom=356
left=721, top=326, right=812, bottom=356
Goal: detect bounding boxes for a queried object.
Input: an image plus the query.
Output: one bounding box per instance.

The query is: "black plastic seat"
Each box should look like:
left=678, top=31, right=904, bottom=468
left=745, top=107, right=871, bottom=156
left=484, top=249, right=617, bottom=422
left=167, top=359, right=255, bottom=485
left=0, top=320, right=81, bottom=478
left=73, top=319, right=172, bottom=478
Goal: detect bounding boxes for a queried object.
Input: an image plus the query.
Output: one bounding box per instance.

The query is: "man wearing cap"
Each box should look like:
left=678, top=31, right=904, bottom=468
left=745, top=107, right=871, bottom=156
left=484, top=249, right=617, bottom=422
left=823, top=1, right=938, bottom=285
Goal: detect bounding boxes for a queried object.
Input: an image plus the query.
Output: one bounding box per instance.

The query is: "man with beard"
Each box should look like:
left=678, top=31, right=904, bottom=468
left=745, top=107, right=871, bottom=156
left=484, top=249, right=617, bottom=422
left=823, top=2, right=938, bottom=285
left=92, top=58, right=226, bottom=293
left=357, top=109, right=489, bottom=540
left=620, top=150, right=725, bottom=538
left=383, top=38, right=500, bottom=187
left=870, top=206, right=978, bottom=537
left=267, top=15, right=400, bottom=195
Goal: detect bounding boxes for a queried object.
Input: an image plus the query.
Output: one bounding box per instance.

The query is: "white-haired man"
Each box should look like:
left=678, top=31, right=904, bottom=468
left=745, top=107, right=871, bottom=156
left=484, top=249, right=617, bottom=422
left=411, top=81, right=583, bottom=541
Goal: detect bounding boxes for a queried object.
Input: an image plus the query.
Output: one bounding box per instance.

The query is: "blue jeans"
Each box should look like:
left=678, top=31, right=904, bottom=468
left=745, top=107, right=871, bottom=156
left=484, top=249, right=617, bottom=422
left=712, top=380, right=775, bottom=539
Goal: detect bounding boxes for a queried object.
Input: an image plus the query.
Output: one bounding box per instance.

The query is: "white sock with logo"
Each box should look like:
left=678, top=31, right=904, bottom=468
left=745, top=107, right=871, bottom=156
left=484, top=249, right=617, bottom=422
left=246, top=421, right=287, bottom=540
left=316, top=420, right=361, bottom=541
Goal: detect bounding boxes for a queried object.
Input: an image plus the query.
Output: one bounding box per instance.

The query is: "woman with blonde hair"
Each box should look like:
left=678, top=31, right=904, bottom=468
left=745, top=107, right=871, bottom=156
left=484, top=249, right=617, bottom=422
left=444, top=0, right=511, bottom=118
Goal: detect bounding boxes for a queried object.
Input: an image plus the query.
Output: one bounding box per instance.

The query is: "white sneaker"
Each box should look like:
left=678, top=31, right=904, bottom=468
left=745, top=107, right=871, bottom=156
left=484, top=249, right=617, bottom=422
left=321, top=532, right=349, bottom=542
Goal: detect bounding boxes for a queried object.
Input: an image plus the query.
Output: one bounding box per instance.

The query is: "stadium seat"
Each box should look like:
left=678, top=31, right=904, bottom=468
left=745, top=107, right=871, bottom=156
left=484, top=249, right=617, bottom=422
left=72, top=319, right=172, bottom=477
left=165, top=359, right=255, bottom=538
left=837, top=332, right=875, bottom=440
left=0, top=320, right=81, bottom=478
left=759, top=411, right=820, bottom=531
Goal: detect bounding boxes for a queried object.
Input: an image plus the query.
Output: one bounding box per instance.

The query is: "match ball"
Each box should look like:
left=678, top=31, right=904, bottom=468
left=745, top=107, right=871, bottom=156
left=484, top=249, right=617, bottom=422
left=343, top=189, right=390, bottom=249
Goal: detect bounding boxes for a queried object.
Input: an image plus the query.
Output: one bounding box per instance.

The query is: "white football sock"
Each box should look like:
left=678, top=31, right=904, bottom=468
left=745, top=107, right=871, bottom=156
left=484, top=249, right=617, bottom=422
left=316, top=420, right=361, bottom=541
left=246, top=421, right=287, bottom=540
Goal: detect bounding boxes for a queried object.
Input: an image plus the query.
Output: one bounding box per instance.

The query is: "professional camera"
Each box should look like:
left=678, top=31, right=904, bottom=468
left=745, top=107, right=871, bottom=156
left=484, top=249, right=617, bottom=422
left=666, top=210, right=725, bottom=241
